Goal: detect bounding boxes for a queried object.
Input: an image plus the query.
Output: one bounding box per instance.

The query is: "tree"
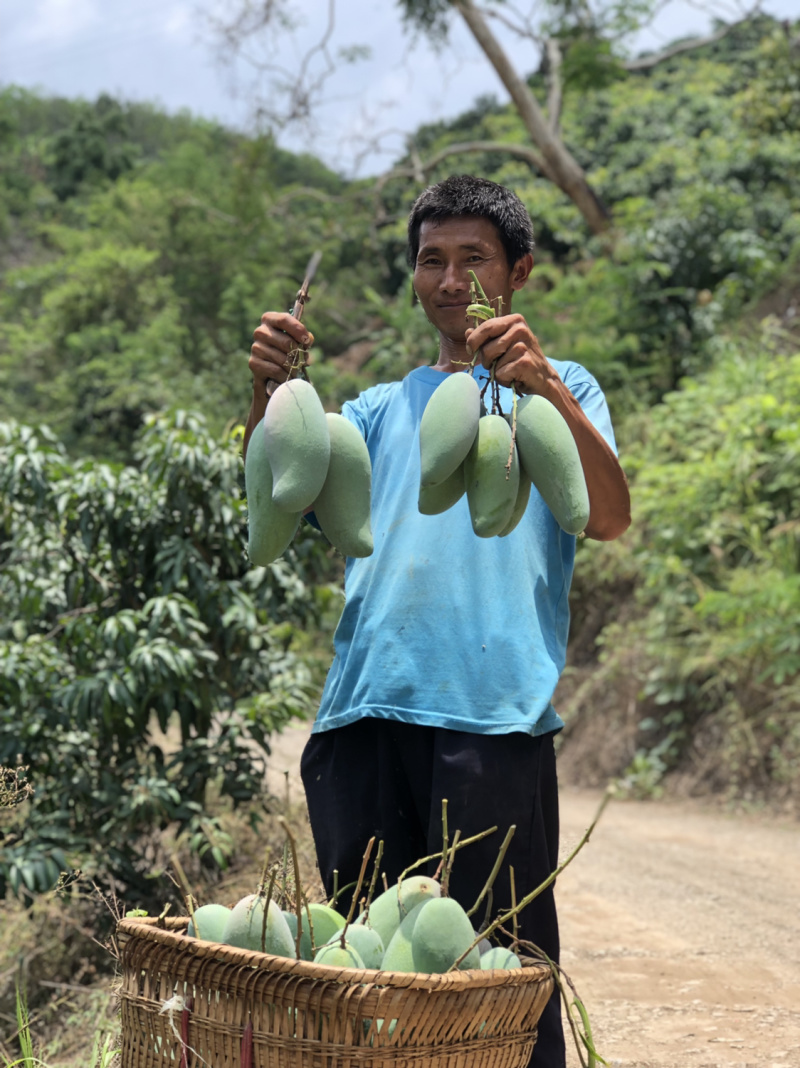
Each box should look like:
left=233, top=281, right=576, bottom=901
left=205, top=0, right=765, bottom=235
left=0, top=411, right=333, bottom=900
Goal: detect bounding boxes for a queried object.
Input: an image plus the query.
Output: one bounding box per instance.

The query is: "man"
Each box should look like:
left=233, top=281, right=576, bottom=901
left=245, top=175, right=630, bottom=1066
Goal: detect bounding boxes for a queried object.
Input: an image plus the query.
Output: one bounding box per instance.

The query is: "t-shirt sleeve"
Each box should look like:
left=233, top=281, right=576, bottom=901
left=341, top=394, right=371, bottom=439
left=559, top=363, right=618, bottom=455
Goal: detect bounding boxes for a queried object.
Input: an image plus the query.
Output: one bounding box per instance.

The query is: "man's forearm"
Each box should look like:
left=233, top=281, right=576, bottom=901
left=541, top=379, right=631, bottom=542
left=243, top=385, right=268, bottom=460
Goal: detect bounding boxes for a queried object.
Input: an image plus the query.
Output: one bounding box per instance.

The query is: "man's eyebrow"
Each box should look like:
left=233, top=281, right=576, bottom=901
left=417, top=240, right=492, bottom=254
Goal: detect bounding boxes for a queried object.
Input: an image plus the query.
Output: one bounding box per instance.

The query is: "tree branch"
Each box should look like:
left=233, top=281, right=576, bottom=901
left=453, top=0, right=610, bottom=233
left=378, top=138, right=556, bottom=190
left=545, top=37, right=564, bottom=136
left=624, top=2, right=763, bottom=71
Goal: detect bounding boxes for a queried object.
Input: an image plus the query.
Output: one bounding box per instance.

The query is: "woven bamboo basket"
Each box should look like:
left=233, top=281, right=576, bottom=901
left=117, top=915, right=553, bottom=1068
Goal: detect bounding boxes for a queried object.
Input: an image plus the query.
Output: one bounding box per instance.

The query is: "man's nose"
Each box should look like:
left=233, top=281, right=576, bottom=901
left=440, top=262, right=468, bottom=292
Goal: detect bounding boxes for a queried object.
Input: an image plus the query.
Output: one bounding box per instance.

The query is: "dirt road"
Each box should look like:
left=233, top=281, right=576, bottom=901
left=559, top=791, right=800, bottom=1068
left=267, top=725, right=800, bottom=1068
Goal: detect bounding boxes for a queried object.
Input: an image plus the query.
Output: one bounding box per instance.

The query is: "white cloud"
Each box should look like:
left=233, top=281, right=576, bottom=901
left=21, top=0, right=100, bottom=46
left=162, top=4, right=191, bottom=38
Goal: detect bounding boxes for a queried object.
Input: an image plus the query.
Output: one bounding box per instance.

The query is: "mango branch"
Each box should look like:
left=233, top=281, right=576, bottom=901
left=360, top=838, right=385, bottom=920
left=466, top=823, right=516, bottom=918
left=450, top=787, right=613, bottom=970
left=435, top=798, right=450, bottom=883
left=510, top=938, right=606, bottom=1068
left=509, top=865, right=519, bottom=945
left=441, top=828, right=461, bottom=897
left=397, top=825, right=498, bottom=884
left=278, top=815, right=306, bottom=960
left=340, top=835, right=376, bottom=946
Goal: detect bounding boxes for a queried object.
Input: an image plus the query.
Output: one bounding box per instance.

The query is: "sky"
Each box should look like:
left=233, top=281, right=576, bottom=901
left=2, top=0, right=796, bottom=175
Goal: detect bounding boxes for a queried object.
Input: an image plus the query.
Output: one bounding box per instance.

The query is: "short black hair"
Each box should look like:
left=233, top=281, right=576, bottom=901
left=407, top=175, right=535, bottom=269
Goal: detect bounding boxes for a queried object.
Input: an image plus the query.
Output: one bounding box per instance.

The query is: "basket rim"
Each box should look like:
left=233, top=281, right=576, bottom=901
left=117, top=915, right=552, bottom=992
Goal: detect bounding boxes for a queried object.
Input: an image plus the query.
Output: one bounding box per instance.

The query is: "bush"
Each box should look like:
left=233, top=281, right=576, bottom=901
left=0, top=411, right=333, bottom=899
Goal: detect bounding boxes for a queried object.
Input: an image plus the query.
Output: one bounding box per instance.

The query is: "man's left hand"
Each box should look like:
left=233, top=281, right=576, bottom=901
left=466, top=313, right=560, bottom=399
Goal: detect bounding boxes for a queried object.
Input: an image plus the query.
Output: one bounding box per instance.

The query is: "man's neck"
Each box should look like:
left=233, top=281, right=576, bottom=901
left=432, top=337, right=471, bottom=374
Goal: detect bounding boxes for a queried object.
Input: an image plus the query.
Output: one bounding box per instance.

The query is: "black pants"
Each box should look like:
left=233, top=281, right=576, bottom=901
left=300, top=718, right=565, bottom=1068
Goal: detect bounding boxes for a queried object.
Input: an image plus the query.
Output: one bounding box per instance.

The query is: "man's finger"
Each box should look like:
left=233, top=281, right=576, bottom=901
left=258, top=311, right=313, bottom=347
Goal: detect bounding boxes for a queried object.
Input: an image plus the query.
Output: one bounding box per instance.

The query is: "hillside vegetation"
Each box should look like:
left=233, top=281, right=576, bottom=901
left=1, top=14, right=799, bottom=910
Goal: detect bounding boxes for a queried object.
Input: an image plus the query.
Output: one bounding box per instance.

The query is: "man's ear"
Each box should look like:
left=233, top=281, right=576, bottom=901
left=510, top=253, right=534, bottom=292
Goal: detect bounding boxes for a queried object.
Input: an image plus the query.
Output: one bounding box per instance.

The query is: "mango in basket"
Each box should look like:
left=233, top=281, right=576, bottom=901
left=222, top=894, right=295, bottom=956
left=186, top=902, right=231, bottom=942
left=313, top=940, right=365, bottom=969
left=307, top=901, right=346, bottom=949
left=283, top=907, right=313, bottom=960
left=411, top=897, right=481, bottom=973
left=479, top=946, right=522, bottom=970
left=323, top=923, right=384, bottom=969
left=354, top=874, right=440, bottom=946
left=380, top=900, right=429, bottom=972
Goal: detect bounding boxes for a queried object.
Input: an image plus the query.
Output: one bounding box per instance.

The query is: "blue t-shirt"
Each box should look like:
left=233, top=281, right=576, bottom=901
left=312, top=361, right=617, bottom=737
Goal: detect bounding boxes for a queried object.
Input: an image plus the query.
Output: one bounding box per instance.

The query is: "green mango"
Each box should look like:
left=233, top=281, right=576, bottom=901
left=418, top=461, right=465, bottom=516
left=514, top=394, right=590, bottom=535
left=263, top=379, right=330, bottom=512
left=282, top=907, right=313, bottom=960
left=411, top=897, right=481, bottom=973
left=419, top=372, right=480, bottom=488
left=221, top=894, right=295, bottom=956
left=464, top=414, right=519, bottom=538
left=479, top=946, right=522, bottom=970
left=354, top=874, right=441, bottom=947
left=245, top=416, right=301, bottom=565
left=324, top=923, right=384, bottom=969
left=379, top=900, right=430, bottom=973
left=313, top=941, right=365, bottom=969
left=498, top=468, right=532, bottom=537
left=186, top=902, right=230, bottom=942
left=306, top=901, right=346, bottom=950
left=312, top=413, right=373, bottom=558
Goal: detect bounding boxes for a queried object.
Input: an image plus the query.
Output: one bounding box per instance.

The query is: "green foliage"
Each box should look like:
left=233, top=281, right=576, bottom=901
left=48, top=94, right=137, bottom=201
left=580, top=331, right=800, bottom=796
left=0, top=412, right=331, bottom=899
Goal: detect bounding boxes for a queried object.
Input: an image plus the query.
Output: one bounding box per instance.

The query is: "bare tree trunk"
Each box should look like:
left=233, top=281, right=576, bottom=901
left=454, top=0, right=611, bottom=235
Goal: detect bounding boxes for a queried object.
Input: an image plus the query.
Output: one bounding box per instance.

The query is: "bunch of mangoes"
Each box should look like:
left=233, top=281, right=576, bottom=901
left=245, top=379, right=373, bottom=564
left=418, top=371, right=590, bottom=537
left=184, top=878, right=522, bottom=974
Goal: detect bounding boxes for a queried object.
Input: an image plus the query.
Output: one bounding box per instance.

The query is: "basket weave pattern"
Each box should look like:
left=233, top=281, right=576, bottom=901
left=118, top=916, right=553, bottom=1068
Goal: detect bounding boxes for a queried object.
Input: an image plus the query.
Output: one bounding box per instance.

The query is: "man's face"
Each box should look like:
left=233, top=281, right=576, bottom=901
left=412, top=216, right=530, bottom=344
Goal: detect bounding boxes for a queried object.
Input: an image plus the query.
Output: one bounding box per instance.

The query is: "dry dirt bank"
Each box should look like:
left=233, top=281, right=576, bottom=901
left=266, top=724, right=800, bottom=1068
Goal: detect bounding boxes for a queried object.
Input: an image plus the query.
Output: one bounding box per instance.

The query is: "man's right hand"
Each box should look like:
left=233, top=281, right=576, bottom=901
left=250, top=311, right=315, bottom=394
left=244, top=312, right=315, bottom=457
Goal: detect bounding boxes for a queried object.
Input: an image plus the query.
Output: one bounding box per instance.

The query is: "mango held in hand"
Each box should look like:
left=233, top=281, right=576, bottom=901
left=312, top=413, right=373, bottom=558
left=419, top=372, right=480, bottom=488
left=410, top=897, right=481, bottom=973
left=245, top=416, right=301, bottom=565
left=418, top=461, right=465, bottom=516
left=514, top=395, right=590, bottom=535
left=263, top=379, right=330, bottom=512
left=464, top=415, right=520, bottom=538
left=498, top=470, right=532, bottom=538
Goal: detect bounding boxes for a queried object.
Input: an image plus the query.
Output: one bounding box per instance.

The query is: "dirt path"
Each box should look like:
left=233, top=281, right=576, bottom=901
left=266, top=725, right=800, bottom=1068
left=559, top=791, right=800, bottom=1068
